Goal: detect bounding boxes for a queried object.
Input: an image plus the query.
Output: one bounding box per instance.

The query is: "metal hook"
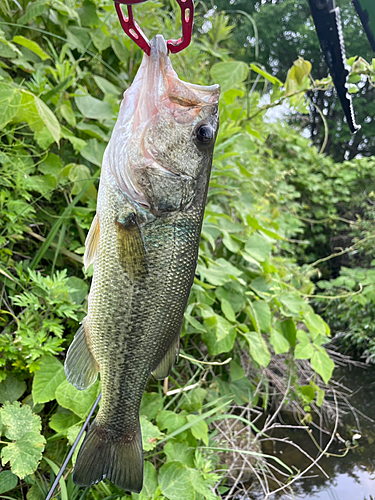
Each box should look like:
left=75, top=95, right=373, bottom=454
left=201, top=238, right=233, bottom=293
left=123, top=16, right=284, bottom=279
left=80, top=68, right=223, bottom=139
left=114, top=0, right=194, bottom=55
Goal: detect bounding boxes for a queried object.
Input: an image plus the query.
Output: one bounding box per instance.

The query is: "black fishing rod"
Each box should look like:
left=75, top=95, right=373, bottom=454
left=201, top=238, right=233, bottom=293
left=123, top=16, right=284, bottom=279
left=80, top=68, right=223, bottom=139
left=45, top=393, right=101, bottom=500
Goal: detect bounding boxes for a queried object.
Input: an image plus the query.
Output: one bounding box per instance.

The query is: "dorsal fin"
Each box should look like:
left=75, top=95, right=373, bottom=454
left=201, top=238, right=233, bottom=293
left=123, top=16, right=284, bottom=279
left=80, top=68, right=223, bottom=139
left=84, top=214, right=100, bottom=271
left=116, top=213, right=148, bottom=280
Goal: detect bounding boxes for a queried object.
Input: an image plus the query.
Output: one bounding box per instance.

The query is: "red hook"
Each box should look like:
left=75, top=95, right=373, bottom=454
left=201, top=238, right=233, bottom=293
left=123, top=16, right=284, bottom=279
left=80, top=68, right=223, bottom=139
left=167, top=0, right=194, bottom=54
left=114, top=0, right=194, bottom=56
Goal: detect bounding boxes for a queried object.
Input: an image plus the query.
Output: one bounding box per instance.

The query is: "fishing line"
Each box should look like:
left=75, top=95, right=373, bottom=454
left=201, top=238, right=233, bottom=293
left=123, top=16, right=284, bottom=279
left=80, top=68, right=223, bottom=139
left=45, top=392, right=101, bottom=500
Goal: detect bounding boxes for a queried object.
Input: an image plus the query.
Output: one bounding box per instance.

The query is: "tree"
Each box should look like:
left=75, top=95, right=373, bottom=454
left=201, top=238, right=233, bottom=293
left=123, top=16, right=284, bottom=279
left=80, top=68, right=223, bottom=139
left=200, top=0, right=375, bottom=161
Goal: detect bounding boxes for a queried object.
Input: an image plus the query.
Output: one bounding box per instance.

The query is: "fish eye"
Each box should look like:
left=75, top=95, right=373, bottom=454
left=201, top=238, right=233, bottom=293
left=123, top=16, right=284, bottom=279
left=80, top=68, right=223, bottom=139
left=194, top=123, right=214, bottom=148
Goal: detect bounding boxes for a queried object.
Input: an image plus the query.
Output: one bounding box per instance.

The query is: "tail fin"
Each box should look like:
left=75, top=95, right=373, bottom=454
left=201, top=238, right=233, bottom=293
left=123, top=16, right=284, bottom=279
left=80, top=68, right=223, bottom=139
left=72, top=419, right=143, bottom=493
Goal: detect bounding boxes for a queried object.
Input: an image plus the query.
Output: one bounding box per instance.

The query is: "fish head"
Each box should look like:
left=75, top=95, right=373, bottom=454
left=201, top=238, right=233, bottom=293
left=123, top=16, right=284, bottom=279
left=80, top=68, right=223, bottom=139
left=107, top=35, right=220, bottom=216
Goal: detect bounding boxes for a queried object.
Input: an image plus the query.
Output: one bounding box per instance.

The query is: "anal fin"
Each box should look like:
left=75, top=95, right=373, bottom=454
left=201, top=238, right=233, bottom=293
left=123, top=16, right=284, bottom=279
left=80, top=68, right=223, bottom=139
left=116, top=213, right=148, bottom=280
left=151, top=336, right=180, bottom=380
left=65, top=320, right=99, bottom=390
left=84, top=214, right=100, bottom=271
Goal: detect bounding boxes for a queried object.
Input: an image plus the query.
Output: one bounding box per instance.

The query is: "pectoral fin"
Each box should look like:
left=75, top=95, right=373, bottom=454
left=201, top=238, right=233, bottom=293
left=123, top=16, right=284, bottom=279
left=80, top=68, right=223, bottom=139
left=151, top=336, right=180, bottom=380
left=84, top=214, right=100, bottom=270
left=65, top=320, right=99, bottom=390
left=116, top=213, right=148, bottom=280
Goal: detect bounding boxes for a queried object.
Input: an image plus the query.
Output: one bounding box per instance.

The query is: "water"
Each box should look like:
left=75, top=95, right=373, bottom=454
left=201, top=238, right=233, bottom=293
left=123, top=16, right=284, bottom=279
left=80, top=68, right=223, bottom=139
left=275, top=365, right=375, bottom=499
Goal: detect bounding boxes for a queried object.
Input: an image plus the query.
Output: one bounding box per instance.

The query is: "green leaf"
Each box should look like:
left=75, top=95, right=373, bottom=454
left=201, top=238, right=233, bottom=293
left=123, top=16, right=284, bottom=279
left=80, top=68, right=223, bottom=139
left=250, top=63, right=283, bottom=86
left=133, top=461, right=158, bottom=500
left=0, top=402, right=45, bottom=479
left=0, top=470, right=18, bottom=494
left=67, top=426, right=85, bottom=467
left=202, top=324, right=236, bottom=355
left=156, top=411, right=187, bottom=434
left=34, top=96, right=60, bottom=144
left=26, top=484, right=44, bottom=500
left=310, top=347, right=334, bottom=384
left=244, top=234, right=271, bottom=262
left=24, top=174, right=56, bottom=197
left=304, top=311, right=330, bottom=341
left=13, top=36, right=50, bottom=61
left=189, top=469, right=217, bottom=500
left=140, top=415, right=164, bottom=451
left=0, top=376, right=26, bottom=404
left=76, top=121, right=108, bottom=139
left=0, top=84, right=21, bottom=129
left=1, top=402, right=41, bottom=441
left=220, top=297, right=236, bottom=322
left=270, top=327, right=290, bottom=354
left=159, top=462, right=195, bottom=500
left=279, top=293, right=309, bottom=316
left=22, top=394, right=44, bottom=414
left=200, top=259, right=243, bottom=286
left=66, top=277, right=88, bottom=304
left=74, top=92, right=114, bottom=120
left=230, top=359, right=245, bottom=381
left=140, top=392, right=163, bottom=420
left=80, top=138, right=106, bottom=167
left=1, top=433, right=45, bottom=480
left=60, top=126, right=86, bottom=153
left=68, top=163, right=97, bottom=199
left=276, top=319, right=297, bottom=348
left=38, top=153, right=63, bottom=179
left=91, top=29, right=112, bottom=52
left=229, top=377, right=254, bottom=405
left=78, top=0, right=100, bottom=27
left=300, top=385, right=315, bottom=402
left=163, top=442, right=195, bottom=468
left=18, top=0, right=46, bottom=24
left=49, top=408, right=81, bottom=433
left=55, top=380, right=100, bottom=418
left=32, top=356, right=65, bottom=404
left=60, top=102, right=76, bottom=127
left=243, top=331, right=271, bottom=367
left=184, top=314, right=206, bottom=333
left=93, top=75, right=121, bottom=96
left=250, top=277, right=271, bottom=299
left=248, top=300, right=271, bottom=333
left=66, top=26, right=91, bottom=51
left=14, top=91, right=60, bottom=145
left=204, top=314, right=232, bottom=341
left=180, top=388, right=207, bottom=412
left=316, top=387, right=325, bottom=407
left=186, top=415, right=209, bottom=445
left=294, top=330, right=314, bottom=360
left=210, top=61, right=249, bottom=93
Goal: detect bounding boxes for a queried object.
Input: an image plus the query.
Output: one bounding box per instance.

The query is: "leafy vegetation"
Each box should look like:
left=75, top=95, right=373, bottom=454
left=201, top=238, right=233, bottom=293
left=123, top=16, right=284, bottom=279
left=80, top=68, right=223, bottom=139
left=202, top=0, right=375, bottom=162
left=0, top=0, right=375, bottom=499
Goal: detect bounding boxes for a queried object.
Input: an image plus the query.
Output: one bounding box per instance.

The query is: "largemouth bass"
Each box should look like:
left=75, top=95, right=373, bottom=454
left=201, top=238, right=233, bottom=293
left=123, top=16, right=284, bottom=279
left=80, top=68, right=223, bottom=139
left=64, top=35, right=220, bottom=493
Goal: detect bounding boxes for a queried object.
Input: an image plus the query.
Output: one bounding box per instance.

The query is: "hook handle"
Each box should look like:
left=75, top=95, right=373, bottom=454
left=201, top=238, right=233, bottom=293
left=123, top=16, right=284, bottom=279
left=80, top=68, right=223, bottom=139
left=114, top=0, right=194, bottom=55
left=167, top=0, right=194, bottom=54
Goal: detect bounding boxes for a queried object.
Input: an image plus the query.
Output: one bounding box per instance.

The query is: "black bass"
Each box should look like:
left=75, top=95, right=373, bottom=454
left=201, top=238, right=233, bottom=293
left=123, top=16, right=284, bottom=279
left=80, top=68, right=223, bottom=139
left=64, top=35, right=220, bottom=493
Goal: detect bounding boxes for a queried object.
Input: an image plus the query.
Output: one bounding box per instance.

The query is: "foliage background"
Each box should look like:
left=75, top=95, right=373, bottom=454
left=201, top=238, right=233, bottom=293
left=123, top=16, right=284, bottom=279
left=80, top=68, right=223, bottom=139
left=0, top=0, right=375, bottom=499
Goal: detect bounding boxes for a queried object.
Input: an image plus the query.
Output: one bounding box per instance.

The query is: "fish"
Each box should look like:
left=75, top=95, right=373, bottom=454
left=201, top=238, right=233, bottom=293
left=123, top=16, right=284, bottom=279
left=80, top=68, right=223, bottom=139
left=64, top=34, right=220, bottom=493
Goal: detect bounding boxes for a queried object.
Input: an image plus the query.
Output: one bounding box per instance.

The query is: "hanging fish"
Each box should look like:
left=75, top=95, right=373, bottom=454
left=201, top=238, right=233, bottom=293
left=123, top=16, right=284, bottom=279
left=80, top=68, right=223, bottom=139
left=64, top=34, right=220, bottom=493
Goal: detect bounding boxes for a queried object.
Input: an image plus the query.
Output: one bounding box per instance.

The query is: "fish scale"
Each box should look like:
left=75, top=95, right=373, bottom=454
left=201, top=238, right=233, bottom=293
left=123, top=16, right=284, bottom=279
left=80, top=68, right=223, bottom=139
left=64, top=34, right=220, bottom=493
